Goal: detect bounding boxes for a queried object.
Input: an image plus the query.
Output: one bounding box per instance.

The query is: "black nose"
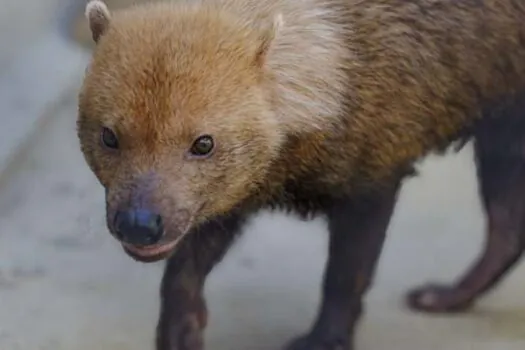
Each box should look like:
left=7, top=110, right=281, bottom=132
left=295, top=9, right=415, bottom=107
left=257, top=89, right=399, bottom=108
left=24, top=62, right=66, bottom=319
left=114, top=209, right=164, bottom=246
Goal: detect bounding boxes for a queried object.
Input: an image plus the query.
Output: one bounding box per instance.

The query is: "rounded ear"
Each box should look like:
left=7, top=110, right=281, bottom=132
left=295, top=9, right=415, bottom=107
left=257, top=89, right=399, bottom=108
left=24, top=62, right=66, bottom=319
left=255, top=13, right=284, bottom=67
left=85, top=0, right=112, bottom=43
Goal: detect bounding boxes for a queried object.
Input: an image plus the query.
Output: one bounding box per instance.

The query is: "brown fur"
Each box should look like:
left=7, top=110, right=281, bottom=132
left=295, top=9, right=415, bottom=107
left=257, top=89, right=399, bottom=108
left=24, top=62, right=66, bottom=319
left=80, top=0, right=525, bottom=214
left=78, top=0, right=525, bottom=349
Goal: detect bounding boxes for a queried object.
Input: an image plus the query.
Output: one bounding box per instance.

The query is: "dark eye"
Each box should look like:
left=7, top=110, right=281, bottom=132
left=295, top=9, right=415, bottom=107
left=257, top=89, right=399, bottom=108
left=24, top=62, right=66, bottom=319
left=101, top=127, right=119, bottom=149
left=189, top=135, right=215, bottom=157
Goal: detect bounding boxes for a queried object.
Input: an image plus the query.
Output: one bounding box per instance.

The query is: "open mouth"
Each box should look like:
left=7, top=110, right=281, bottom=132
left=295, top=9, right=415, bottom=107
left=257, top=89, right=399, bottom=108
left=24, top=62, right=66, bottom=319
left=122, top=240, right=178, bottom=262
left=118, top=214, right=198, bottom=263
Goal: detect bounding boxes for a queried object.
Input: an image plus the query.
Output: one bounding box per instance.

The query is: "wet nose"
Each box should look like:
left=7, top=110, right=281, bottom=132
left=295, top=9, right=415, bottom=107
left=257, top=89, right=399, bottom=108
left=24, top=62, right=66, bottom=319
left=114, top=209, right=164, bottom=246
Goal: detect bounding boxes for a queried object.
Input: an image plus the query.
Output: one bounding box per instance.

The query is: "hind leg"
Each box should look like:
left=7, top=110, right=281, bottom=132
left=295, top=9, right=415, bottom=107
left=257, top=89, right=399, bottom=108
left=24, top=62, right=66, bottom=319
left=407, top=120, right=525, bottom=313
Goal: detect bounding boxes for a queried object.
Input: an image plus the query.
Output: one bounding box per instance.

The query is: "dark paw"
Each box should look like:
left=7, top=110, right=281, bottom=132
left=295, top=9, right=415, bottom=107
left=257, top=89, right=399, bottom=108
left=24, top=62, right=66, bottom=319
left=157, top=313, right=204, bottom=350
left=284, top=334, right=351, bottom=350
left=178, top=314, right=204, bottom=350
left=406, top=284, right=473, bottom=313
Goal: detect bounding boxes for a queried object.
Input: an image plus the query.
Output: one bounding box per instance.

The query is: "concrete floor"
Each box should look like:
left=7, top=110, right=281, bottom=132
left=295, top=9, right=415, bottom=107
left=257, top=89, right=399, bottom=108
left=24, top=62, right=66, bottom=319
left=1, top=3, right=525, bottom=350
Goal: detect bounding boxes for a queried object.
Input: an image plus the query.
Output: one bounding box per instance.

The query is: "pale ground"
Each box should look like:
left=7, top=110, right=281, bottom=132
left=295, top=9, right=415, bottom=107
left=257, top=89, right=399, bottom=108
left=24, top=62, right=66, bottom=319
left=1, top=2, right=525, bottom=350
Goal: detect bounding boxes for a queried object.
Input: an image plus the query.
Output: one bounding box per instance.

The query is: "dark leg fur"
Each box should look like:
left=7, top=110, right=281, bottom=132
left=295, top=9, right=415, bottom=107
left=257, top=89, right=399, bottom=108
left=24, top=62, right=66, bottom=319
left=156, top=214, right=244, bottom=350
left=407, top=101, right=525, bottom=313
left=286, top=183, right=401, bottom=350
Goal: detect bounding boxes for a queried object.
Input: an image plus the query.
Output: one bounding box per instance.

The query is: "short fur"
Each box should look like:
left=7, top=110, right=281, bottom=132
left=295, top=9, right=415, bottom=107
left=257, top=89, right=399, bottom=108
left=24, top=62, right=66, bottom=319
left=85, top=0, right=111, bottom=42
left=78, top=0, right=525, bottom=349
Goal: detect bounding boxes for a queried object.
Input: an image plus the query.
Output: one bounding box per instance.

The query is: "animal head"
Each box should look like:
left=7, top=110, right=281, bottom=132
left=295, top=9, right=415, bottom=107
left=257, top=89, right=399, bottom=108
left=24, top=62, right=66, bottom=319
left=78, top=0, right=285, bottom=262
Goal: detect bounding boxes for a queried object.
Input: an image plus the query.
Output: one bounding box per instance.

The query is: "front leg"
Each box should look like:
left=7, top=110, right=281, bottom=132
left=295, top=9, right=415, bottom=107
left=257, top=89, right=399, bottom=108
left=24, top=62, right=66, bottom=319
left=156, top=213, right=245, bottom=350
left=286, top=184, right=401, bottom=350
